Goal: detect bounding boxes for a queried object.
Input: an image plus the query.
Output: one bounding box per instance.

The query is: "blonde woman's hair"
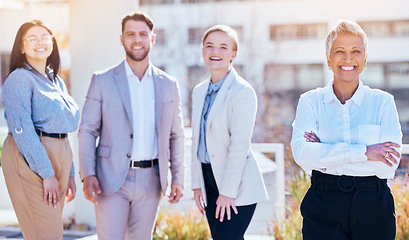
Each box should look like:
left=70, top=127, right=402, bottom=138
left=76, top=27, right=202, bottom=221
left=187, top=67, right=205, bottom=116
left=325, top=19, right=368, bottom=57
left=202, top=25, right=239, bottom=52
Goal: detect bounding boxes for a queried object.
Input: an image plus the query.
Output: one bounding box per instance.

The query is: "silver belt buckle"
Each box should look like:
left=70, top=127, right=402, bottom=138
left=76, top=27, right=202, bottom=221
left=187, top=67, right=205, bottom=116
left=130, top=160, right=141, bottom=169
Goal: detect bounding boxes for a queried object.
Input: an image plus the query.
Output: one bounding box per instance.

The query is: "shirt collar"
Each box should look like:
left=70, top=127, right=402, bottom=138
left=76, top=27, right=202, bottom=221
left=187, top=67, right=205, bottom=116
left=23, top=62, right=54, bottom=81
left=124, top=60, right=152, bottom=80
left=323, top=79, right=365, bottom=106
left=207, top=75, right=227, bottom=95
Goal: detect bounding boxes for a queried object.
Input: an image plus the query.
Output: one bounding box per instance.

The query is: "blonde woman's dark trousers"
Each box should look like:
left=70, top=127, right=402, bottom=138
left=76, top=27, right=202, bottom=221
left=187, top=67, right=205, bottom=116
left=201, top=163, right=256, bottom=240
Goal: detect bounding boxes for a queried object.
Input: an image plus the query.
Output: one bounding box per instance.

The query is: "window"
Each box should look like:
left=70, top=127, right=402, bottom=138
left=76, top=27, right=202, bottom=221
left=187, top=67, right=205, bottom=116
left=360, top=63, right=385, bottom=88
left=264, top=64, right=324, bottom=90
left=359, top=20, right=409, bottom=37
left=182, top=0, right=247, bottom=2
left=388, top=62, right=409, bottom=88
left=140, top=0, right=174, bottom=5
left=188, top=27, right=208, bottom=45
left=154, top=29, right=166, bottom=46
left=270, top=23, right=327, bottom=40
left=360, top=62, right=409, bottom=88
left=188, top=26, right=243, bottom=45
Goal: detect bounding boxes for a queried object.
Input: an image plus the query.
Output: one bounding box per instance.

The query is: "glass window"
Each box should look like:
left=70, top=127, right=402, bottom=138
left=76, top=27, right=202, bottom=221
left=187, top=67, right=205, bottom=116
left=188, top=27, right=207, bottom=44
left=392, top=20, right=409, bottom=36
left=188, top=65, right=208, bottom=90
left=388, top=62, right=409, bottom=88
left=360, top=63, right=385, bottom=88
left=359, top=21, right=390, bottom=37
left=140, top=0, right=174, bottom=5
left=188, top=26, right=243, bottom=45
left=270, top=23, right=327, bottom=40
left=264, top=64, right=324, bottom=90
left=154, top=29, right=166, bottom=46
left=359, top=20, right=409, bottom=37
left=297, top=64, right=324, bottom=89
left=264, top=64, right=295, bottom=90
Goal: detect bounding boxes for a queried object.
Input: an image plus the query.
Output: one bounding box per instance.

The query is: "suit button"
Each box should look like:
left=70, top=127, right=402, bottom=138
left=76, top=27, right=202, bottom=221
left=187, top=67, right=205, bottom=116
left=130, top=134, right=133, bottom=138
left=127, top=153, right=131, bottom=158
left=211, top=154, right=215, bottom=158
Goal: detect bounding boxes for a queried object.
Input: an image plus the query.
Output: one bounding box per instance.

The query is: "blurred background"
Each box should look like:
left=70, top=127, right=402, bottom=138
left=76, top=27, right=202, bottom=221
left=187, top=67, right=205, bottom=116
left=0, top=0, right=408, bottom=237
left=1, top=0, right=408, bottom=144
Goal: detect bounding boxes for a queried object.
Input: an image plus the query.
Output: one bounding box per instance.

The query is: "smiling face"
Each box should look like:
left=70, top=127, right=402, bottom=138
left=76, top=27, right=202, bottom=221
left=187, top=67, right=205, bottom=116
left=202, top=31, right=237, bottom=73
left=120, top=20, right=155, bottom=63
left=21, top=26, right=53, bottom=66
left=327, top=34, right=367, bottom=84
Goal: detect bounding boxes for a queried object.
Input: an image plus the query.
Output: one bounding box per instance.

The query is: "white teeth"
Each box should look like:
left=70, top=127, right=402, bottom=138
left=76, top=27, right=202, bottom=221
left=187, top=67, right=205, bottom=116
left=132, top=46, right=142, bottom=50
left=36, top=48, right=46, bottom=52
left=210, top=57, right=221, bottom=60
left=341, top=66, right=354, bottom=71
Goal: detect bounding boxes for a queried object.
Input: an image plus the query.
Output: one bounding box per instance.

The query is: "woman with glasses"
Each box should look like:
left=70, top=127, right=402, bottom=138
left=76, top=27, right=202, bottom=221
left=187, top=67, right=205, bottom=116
left=190, top=25, right=268, bottom=240
left=0, top=20, right=79, bottom=240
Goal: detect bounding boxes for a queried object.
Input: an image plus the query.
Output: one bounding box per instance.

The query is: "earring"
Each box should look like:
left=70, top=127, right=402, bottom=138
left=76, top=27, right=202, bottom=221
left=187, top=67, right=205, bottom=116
left=328, top=66, right=332, bottom=70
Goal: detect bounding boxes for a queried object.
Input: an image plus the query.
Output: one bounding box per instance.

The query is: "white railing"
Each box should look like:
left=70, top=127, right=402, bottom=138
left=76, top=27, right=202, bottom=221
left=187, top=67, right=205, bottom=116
left=251, top=143, right=285, bottom=221
left=402, top=144, right=409, bottom=154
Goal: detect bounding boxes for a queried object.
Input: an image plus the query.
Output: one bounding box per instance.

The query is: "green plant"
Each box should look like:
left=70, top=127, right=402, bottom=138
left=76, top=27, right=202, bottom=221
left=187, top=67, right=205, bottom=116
left=270, top=170, right=309, bottom=240
left=153, top=207, right=211, bottom=240
left=392, top=173, right=409, bottom=240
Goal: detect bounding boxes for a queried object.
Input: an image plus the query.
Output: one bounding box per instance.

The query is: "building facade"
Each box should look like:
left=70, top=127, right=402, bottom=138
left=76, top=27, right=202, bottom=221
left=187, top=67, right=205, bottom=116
left=138, top=0, right=409, bottom=145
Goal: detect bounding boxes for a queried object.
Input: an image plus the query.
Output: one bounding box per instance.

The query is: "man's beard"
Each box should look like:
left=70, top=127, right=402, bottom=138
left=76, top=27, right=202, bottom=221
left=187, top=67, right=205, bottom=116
left=125, top=46, right=149, bottom=62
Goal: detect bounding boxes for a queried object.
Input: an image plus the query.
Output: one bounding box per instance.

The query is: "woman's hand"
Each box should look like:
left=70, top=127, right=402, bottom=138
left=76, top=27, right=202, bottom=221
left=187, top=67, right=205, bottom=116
left=66, top=176, right=76, bottom=203
left=304, top=131, right=321, bottom=143
left=193, top=188, right=205, bottom=215
left=366, top=142, right=401, bottom=167
left=216, top=195, right=238, bottom=222
left=43, top=176, right=59, bottom=208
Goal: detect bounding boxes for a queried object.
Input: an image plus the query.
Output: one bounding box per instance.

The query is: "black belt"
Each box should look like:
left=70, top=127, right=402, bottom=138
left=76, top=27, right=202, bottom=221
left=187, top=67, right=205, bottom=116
left=311, top=170, right=387, bottom=192
left=130, top=159, right=158, bottom=169
left=35, top=129, right=67, bottom=139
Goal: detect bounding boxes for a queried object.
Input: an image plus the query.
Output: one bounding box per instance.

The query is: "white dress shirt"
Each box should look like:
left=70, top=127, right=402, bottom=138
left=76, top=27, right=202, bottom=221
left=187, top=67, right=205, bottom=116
left=291, top=79, right=402, bottom=179
left=125, top=61, right=158, bottom=161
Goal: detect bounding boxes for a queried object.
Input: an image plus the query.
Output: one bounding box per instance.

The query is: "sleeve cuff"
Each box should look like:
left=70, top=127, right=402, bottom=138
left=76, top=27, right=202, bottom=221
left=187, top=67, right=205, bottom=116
left=349, top=144, right=367, bottom=163
left=39, top=168, right=55, bottom=179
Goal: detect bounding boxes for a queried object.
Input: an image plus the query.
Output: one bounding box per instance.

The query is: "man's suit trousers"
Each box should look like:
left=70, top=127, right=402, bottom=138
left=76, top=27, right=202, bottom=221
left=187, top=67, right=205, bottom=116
left=95, top=166, right=162, bottom=240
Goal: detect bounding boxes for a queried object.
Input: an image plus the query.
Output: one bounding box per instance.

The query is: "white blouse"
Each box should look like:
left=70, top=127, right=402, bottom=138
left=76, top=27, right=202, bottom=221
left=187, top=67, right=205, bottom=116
left=291, top=80, right=402, bottom=179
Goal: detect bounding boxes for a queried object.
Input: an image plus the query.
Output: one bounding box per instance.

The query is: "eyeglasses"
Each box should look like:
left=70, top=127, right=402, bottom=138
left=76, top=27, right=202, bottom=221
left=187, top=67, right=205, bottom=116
left=23, top=35, right=54, bottom=46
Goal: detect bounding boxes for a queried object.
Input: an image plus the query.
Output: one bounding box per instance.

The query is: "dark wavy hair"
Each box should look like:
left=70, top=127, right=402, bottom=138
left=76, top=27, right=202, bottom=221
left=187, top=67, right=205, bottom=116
left=8, top=20, right=60, bottom=81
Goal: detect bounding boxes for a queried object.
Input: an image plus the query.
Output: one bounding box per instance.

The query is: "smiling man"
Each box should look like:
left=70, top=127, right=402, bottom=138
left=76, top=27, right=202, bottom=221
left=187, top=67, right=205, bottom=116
left=78, top=11, right=185, bottom=240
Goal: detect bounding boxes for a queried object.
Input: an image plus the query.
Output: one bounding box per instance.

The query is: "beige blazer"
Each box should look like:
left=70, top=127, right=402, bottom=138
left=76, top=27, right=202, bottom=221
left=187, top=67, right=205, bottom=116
left=78, top=61, right=185, bottom=195
left=191, top=68, right=268, bottom=206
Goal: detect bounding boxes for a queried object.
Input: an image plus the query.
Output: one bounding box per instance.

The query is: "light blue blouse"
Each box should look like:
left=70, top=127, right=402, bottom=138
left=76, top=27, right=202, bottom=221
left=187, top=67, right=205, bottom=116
left=2, top=64, right=80, bottom=179
left=197, top=76, right=226, bottom=163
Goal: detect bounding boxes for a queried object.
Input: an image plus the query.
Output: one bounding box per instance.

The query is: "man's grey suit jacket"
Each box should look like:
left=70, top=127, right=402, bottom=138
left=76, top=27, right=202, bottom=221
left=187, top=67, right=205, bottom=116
left=78, top=61, right=185, bottom=195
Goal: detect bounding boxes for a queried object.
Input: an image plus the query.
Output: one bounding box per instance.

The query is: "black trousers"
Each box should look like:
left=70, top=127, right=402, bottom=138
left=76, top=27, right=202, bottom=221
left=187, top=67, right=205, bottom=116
left=201, top=163, right=256, bottom=240
left=301, top=170, right=396, bottom=240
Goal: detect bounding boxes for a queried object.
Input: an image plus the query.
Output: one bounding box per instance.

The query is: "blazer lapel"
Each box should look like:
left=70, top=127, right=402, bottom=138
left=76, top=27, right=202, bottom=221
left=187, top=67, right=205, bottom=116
left=152, top=67, right=164, bottom=133
left=192, top=80, right=209, bottom=141
left=114, top=61, right=133, bottom=126
left=205, top=68, right=237, bottom=130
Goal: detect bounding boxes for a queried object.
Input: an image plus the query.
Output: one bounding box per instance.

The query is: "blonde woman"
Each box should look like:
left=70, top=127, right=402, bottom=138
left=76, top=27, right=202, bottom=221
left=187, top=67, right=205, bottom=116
left=291, top=20, right=402, bottom=240
left=191, top=25, right=268, bottom=240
